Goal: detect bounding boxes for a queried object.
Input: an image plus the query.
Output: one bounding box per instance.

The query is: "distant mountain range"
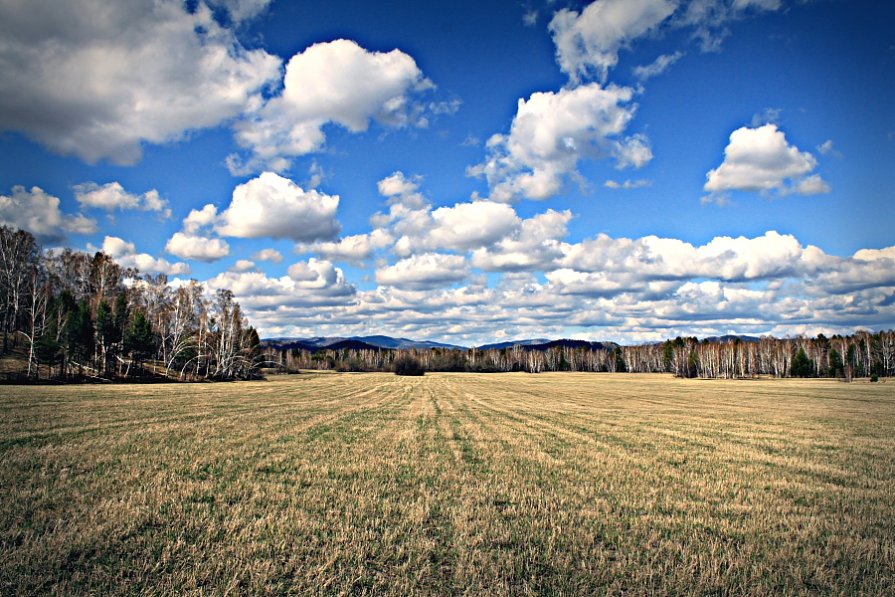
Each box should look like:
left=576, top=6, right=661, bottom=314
left=474, top=338, right=550, bottom=351
left=701, top=335, right=761, bottom=344
left=475, top=338, right=617, bottom=351
left=261, top=335, right=619, bottom=352
left=261, top=335, right=467, bottom=352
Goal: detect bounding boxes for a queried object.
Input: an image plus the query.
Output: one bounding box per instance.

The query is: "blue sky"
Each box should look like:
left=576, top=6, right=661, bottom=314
left=1, top=0, right=893, bottom=344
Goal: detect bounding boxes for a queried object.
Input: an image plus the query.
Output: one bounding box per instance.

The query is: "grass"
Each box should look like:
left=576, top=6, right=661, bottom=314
left=1, top=372, right=894, bottom=595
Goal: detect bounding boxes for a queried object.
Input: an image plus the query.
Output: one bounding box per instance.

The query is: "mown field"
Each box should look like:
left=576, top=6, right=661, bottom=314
left=2, top=373, right=894, bottom=595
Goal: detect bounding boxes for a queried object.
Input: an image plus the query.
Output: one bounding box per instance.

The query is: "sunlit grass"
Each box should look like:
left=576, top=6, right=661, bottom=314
left=2, top=373, right=894, bottom=594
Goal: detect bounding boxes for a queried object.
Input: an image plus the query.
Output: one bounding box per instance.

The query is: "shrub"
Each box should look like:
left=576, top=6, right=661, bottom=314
left=393, top=355, right=425, bottom=376
left=870, top=374, right=879, bottom=383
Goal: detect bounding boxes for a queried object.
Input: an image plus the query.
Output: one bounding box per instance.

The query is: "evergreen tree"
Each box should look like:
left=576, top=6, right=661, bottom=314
left=791, top=347, right=814, bottom=377
left=687, top=349, right=699, bottom=378
left=33, top=320, right=61, bottom=378
left=829, top=348, right=844, bottom=378
left=243, top=326, right=262, bottom=377
left=662, top=340, right=674, bottom=372
left=96, top=300, right=112, bottom=338
left=124, top=310, right=156, bottom=365
left=65, top=299, right=94, bottom=366
left=113, top=293, right=129, bottom=341
left=614, top=347, right=627, bottom=373
left=96, top=299, right=123, bottom=374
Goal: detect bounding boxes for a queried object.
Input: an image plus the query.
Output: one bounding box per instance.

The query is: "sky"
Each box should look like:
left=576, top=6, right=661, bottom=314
left=1, top=0, right=894, bottom=345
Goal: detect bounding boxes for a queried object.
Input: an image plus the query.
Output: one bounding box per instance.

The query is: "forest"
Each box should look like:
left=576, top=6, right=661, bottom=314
left=0, top=226, right=260, bottom=381
left=265, top=332, right=895, bottom=381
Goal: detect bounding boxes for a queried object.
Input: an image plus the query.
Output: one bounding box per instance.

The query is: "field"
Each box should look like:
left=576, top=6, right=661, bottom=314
left=2, top=373, right=894, bottom=595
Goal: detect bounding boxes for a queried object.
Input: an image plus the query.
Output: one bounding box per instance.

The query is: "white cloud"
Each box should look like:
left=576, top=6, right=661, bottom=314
left=523, top=10, right=539, bottom=27
left=853, top=247, right=895, bottom=262
left=633, top=51, right=685, bottom=80
left=74, top=182, right=171, bottom=217
left=549, top=0, right=676, bottom=82
left=216, top=172, right=341, bottom=241
left=254, top=248, right=284, bottom=263
left=207, top=259, right=356, bottom=310
left=561, top=230, right=811, bottom=284
left=551, top=231, right=832, bottom=294
left=164, top=202, right=230, bottom=262
left=546, top=268, right=650, bottom=298
left=733, top=0, right=781, bottom=11
left=697, top=232, right=809, bottom=280
left=677, top=0, right=785, bottom=53
left=544, top=0, right=786, bottom=83
left=140, top=191, right=170, bottom=215
left=426, top=202, right=521, bottom=251
left=100, top=236, right=190, bottom=276
left=613, top=133, right=653, bottom=169
left=378, top=171, right=419, bottom=197
left=306, top=160, right=325, bottom=189
left=377, top=171, right=428, bottom=208
left=806, top=247, right=895, bottom=295
left=370, top=174, right=568, bottom=268
left=816, top=139, right=843, bottom=159
left=64, top=213, right=99, bottom=236
left=298, top=232, right=392, bottom=264
left=165, top=232, right=231, bottom=262
left=286, top=258, right=351, bottom=289
left=183, top=204, right=220, bottom=234
left=231, top=39, right=433, bottom=172
left=232, top=259, right=257, bottom=272
left=429, top=98, right=462, bottom=117
left=373, top=204, right=433, bottom=255
left=461, top=135, right=481, bottom=147
left=700, top=193, right=731, bottom=207
left=468, top=83, right=644, bottom=202
left=372, top=196, right=524, bottom=258
left=794, top=174, right=831, bottom=196
left=751, top=107, right=783, bottom=128
left=0, top=0, right=281, bottom=164
left=471, top=209, right=572, bottom=272
left=100, top=237, right=137, bottom=259
left=376, top=253, right=470, bottom=290
left=206, top=0, right=272, bottom=23
left=704, top=124, right=829, bottom=196
left=604, top=178, right=652, bottom=189
left=0, top=185, right=97, bottom=243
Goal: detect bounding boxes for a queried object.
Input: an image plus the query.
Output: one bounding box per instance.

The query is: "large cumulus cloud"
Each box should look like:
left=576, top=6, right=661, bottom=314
left=0, top=0, right=280, bottom=164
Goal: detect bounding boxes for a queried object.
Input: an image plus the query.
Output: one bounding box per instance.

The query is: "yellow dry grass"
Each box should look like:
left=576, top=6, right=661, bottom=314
left=1, top=373, right=894, bottom=595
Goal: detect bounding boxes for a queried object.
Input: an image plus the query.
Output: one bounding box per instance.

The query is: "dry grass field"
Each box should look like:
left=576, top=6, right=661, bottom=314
left=2, top=373, right=894, bottom=595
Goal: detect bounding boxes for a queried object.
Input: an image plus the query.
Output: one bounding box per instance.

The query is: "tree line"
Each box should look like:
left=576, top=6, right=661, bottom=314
left=0, top=225, right=260, bottom=382
left=264, top=331, right=895, bottom=380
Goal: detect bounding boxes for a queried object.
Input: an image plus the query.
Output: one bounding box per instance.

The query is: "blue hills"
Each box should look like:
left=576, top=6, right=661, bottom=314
left=261, top=336, right=619, bottom=352
left=261, top=335, right=467, bottom=352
